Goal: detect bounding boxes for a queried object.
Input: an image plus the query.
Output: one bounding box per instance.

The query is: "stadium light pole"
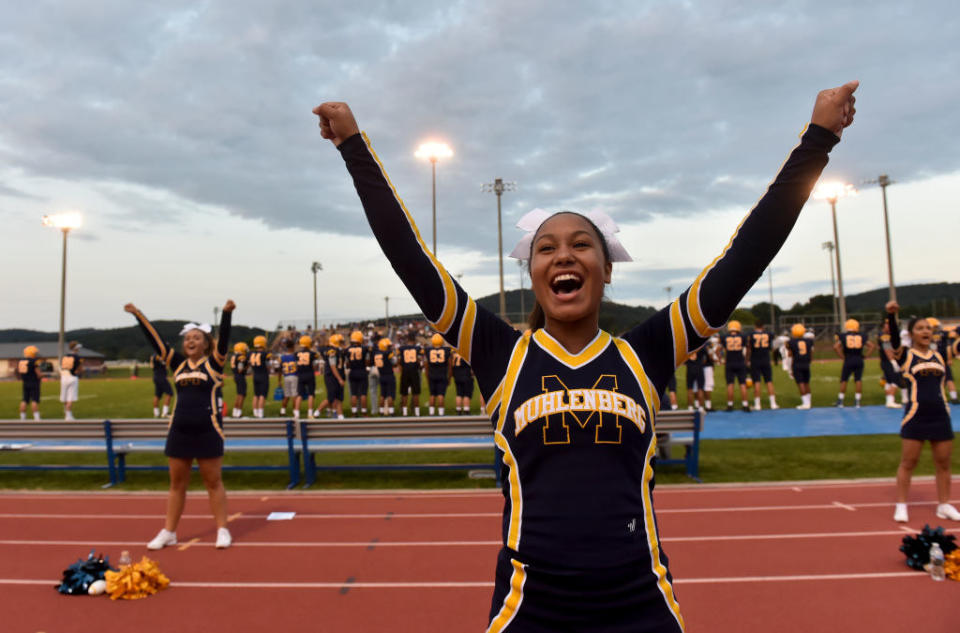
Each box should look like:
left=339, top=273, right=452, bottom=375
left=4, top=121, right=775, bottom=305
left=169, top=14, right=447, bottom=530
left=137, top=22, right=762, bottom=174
left=482, top=178, right=517, bottom=319
left=813, top=182, right=857, bottom=326
left=767, top=268, right=776, bottom=330
left=821, top=241, right=838, bottom=326
left=384, top=296, right=389, bottom=330
left=415, top=141, right=453, bottom=255
left=42, top=212, right=83, bottom=364
left=311, top=261, right=322, bottom=331
left=864, top=174, right=897, bottom=303
left=665, top=286, right=672, bottom=306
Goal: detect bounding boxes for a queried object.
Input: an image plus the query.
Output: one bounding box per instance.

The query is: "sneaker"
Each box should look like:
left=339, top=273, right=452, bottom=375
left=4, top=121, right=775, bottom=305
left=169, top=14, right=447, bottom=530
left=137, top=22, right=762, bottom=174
left=742, top=405, right=751, bottom=413
left=835, top=399, right=844, bottom=408
left=893, top=504, right=909, bottom=523
left=795, top=404, right=811, bottom=410
left=936, top=504, right=960, bottom=521
left=770, top=403, right=779, bottom=410
left=147, top=528, right=177, bottom=550
left=726, top=405, right=733, bottom=412
left=885, top=402, right=901, bottom=409
left=215, top=527, right=232, bottom=549
left=753, top=405, right=763, bottom=411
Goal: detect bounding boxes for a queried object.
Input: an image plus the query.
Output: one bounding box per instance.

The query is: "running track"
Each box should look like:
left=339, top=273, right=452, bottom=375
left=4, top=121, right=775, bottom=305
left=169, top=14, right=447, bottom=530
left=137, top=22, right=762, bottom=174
left=0, top=480, right=956, bottom=632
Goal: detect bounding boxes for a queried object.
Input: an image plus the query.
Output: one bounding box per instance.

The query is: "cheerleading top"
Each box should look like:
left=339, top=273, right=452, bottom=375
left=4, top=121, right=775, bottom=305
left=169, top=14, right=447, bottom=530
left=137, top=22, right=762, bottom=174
left=887, top=313, right=951, bottom=427
left=337, top=123, right=837, bottom=613
left=133, top=310, right=231, bottom=435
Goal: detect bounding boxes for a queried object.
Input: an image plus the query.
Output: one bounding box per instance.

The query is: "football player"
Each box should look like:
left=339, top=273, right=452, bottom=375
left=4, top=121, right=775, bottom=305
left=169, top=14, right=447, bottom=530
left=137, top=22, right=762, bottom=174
left=247, top=335, right=272, bottom=418
left=229, top=342, right=249, bottom=417
left=397, top=330, right=424, bottom=416
left=683, top=348, right=705, bottom=411
left=18, top=345, right=42, bottom=420
left=315, top=333, right=345, bottom=419
left=293, top=335, right=319, bottom=419
left=720, top=320, right=750, bottom=412
left=787, top=323, right=814, bottom=409
left=746, top=321, right=778, bottom=410
left=345, top=330, right=370, bottom=415
left=833, top=318, right=875, bottom=408
left=426, top=333, right=452, bottom=415
left=451, top=349, right=475, bottom=415
left=150, top=350, right=173, bottom=418
left=278, top=338, right=298, bottom=416
left=372, top=337, right=397, bottom=415
left=60, top=341, right=83, bottom=420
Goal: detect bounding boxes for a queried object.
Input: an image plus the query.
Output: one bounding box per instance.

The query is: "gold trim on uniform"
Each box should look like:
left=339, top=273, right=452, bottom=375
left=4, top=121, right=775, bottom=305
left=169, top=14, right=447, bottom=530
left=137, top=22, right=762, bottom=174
left=485, top=556, right=527, bottom=633
left=362, top=132, right=458, bottom=333
left=457, top=297, right=477, bottom=364
left=494, top=431, right=524, bottom=552
left=612, top=338, right=660, bottom=424
left=204, top=358, right=225, bottom=439
left=137, top=312, right=170, bottom=361
left=669, top=300, right=688, bottom=369
left=532, top=329, right=610, bottom=368
left=640, top=432, right=685, bottom=630
left=496, top=334, right=532, bottom=434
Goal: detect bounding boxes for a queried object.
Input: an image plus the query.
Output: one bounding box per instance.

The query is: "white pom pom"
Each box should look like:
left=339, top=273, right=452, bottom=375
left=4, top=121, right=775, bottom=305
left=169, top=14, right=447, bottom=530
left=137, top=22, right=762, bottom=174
left=88, top=579, right=107, bottom=595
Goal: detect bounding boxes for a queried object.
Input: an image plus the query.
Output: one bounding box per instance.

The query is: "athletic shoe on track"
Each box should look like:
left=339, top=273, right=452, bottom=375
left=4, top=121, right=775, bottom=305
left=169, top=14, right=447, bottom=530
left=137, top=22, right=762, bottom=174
left=795, top=404, right=811, bottom=410
left=885, top=403, right=901, bottom=409
left=936, top=504, right=960, bottom=521
left=770, top=403, right=779, bottom=410
left=893, top=504, right=909, bottom=523
left=147, top=528, right=177, bottom=550
left=216, top=527, right=233, bottom=549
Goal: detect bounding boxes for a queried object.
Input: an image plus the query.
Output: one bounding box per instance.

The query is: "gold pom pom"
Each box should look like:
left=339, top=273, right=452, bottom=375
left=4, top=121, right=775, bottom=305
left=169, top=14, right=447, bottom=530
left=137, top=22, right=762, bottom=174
left=105, top=556, right=170, bottom=600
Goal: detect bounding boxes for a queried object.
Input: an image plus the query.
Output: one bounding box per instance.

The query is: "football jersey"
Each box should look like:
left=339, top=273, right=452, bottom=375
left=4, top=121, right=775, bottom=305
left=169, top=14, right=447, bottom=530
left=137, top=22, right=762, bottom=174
left=247, top=349, right=272, bottom=378
left=337, top=119, right=837, bottom=624
left=61, top=353, right=81, bottom=376
left=345, top=343, right=369, bottom=373
left=17, top=357, right=39, bottom=385
left=295, top=349, right=318, bottom=377
left=837, top=331, right=866, bottom=359
left=426, top=345, right=451, bottom=379
left=372, top=349, right=395, bottom=374
left=721, top=333, right=746, bottom=367
left=748, top=329, right=772, bottom=365
left=452, top=351, right=473, bottom=381
left=398, top=344, right=422, bottom=373
left=279, top=353, right=297, bottom=377
left=321, top=345, right=343, bottom=376
left=230, top=353, right=248, bottom=377
left=787, top=337, right=813, bottom=369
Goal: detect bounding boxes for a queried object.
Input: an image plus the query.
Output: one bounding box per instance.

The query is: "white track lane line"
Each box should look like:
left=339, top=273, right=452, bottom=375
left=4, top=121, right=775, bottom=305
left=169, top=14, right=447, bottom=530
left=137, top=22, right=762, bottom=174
left=0, top=571, right=924, bottom=589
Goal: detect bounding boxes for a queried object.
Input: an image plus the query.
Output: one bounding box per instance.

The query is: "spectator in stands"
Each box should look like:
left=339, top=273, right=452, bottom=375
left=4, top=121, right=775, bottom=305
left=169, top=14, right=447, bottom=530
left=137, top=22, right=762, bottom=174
left=18, top=345, right=42, bottom=420
left=124, top=300, right=235, bottom=550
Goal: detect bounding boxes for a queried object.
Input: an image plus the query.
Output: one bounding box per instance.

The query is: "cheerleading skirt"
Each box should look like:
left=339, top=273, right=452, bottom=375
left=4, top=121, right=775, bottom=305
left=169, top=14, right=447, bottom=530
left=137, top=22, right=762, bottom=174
left=487, top=548, right=684, bottom=633
left=901, top=404, right=954, bottom=442
left=165, top=415, right=224, bottom=459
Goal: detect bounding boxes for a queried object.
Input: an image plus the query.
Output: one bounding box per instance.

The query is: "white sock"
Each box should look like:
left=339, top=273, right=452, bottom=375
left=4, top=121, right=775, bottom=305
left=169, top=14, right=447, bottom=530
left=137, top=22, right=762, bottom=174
left=162, top=405, right=169, bottom=416
left=293, top=410, right=299, bottom=420
left=402, top=406, right=408, bottom=416
left=415, top=407, right=420, bottom=416
left=429, top=406, right=435, bottom=415
left=705, top=400, right=712, bottom=410
left=34, top=411, right=41, bottom=420
left=670, top=404, right=678, bottom=410
left=389, top=407, right=394, bottom=414
left=741, top=400, right=749, bottom=409
left=951, top=390, right=958, bottom=400
left=854, top=393, right=861, bottom=405
left=769, top=396, right=777, bottom=407
left=439, top=408, right=445, bottom=416
left=153, top=407, right=160, bottom=417
left=804, top=394, right=812, bottom=407
left=901, top=389, right=908, bottom=403
left=754, top=398, right=761, bottom=408
left=19, top=412, right=26, bottom=420
left=351, top=407, right=357, bottom=414
left=280, top=408, right=285, bottom=415
left=886, top=394, right=895, bottom=406
left=337, top=413, right=344, bottom=419
left=837, top=393, right=845, bottom=402
left=726, top=401, right=733, bottom=408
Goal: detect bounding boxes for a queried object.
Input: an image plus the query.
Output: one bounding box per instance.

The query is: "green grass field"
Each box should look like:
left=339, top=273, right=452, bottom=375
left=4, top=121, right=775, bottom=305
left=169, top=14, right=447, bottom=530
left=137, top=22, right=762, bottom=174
left=0, top=358, right=953, bottom=491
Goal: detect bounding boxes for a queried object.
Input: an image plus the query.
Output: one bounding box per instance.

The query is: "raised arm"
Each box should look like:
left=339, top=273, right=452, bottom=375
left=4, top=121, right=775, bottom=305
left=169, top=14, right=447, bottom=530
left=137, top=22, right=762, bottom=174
left=885, top=301, right=903, bottom=356
left=625, top=82, right=857, bottom=391
left=213, top=300, right=235, bottom=367
left=314, top=102, right=519, bottom=400
left=124, top=303, right=179, bottom=367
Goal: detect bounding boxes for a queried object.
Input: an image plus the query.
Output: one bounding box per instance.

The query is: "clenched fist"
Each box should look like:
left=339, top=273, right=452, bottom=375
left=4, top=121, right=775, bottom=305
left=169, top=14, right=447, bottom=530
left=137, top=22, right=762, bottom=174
left=811, top=81, right=858, bottom=138
left=312, top=102, right=360, bottom=147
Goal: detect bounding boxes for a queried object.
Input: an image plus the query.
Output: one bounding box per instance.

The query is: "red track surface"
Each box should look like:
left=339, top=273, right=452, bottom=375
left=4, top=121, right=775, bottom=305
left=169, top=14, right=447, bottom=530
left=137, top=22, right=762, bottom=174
left=1, top=480, right=957, bottom=632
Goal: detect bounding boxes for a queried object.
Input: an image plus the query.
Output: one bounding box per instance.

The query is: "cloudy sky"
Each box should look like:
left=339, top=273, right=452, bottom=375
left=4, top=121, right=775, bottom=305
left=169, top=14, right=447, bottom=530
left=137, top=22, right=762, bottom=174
left=1, top=1, right=957, bottom=332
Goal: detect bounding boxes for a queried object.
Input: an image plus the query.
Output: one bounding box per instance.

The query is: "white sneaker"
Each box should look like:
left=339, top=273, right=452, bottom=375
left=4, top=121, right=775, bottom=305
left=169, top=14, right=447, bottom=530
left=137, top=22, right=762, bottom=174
left=215, top=527, right=232, bottom=549
left=936, top=504, right=960, bottom=521
left=795, top=404, right=811, bottom=410
left=893, top=504, right=909, bottom=523
left=770, top=403, right=779, bottom=410
left=147, top=528, right=177, bottom=550
left=885, top=403, right=901, bottom=409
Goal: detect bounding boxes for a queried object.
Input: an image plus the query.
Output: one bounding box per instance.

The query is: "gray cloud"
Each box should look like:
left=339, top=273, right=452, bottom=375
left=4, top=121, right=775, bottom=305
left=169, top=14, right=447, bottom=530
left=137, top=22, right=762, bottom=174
left=0, top=0, right=956, bottom=257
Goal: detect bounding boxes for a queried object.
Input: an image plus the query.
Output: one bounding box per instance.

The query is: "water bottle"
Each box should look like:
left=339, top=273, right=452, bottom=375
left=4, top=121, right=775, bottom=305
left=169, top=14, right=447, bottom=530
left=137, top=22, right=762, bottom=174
left=929, top=543, right=945, bottom=581
left=118, top=550, right=132, bottom=568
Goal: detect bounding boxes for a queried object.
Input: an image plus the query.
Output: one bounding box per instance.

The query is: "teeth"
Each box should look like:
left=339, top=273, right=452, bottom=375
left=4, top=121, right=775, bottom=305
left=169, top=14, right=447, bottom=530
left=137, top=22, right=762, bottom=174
left=552, top=273, right=581, bottom=284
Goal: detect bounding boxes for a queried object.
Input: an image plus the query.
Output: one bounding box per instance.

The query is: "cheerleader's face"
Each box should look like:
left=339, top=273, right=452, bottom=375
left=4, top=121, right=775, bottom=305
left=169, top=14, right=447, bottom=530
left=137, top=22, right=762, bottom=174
left=911, top=319, right=932, bottom=347
left=530, top=213, right=612, bottom=325
left=182, top=329, right=211, bottom=359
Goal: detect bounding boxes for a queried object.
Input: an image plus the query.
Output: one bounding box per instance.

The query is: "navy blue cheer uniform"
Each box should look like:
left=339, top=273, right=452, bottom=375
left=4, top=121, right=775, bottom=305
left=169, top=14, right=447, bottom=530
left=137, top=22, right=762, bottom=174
left=373, top=348, right=397, bottom=400
left=296, top=348, right=318, bottom=398
left=787, top=337, right=813, bottom=384
left=248, top=349, right=271, bottom=397
left=18, top=357, right=41, bottom=403
left=888, top=314, right=953, bottom=442
left=748, top=329, right=773, bottom=383
left=935, top=332, right=954, bottom=383
left=335, top=121, right=838, bottom=632
left=134, top=311, right=232, bottom=459
left=452, top=351, right=475, bottom=399
left=721, top=332, right=747, bottom=384
left=151, top=354, right=173, bottom=398
left=878, top=334, right=901, bottom=385
left=231, top=353, right=248, bottom=397
left=345, top=342, right=369, bottom=399
left=427, top=345, right=451, bottom=397
left=322, top=345, right=344, bottom=403
left=837, top=331, right=867, bottom=382
left=398, top=344, right=423, bottom=396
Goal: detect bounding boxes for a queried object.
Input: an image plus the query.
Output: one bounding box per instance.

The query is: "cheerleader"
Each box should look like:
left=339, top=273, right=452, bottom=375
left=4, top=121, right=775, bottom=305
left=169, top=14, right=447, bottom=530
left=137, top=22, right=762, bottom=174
left=314, top=80, right=856, bottom=632
left=124, top=301, right=236, bottom=550
left=886, top=302, right=960, bottom=523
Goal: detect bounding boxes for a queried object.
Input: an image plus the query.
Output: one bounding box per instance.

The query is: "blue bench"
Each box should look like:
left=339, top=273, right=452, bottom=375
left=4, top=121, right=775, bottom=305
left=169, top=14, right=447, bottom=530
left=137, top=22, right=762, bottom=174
left=654, top=409, right=703, bottom=481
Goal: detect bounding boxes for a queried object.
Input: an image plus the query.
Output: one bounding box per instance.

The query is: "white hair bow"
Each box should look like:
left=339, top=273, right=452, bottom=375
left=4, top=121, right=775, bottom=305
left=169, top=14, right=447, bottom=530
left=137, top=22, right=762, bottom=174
left=508, top=208, right=633, bottom=262
left=180, top=323, right=212, bottom=336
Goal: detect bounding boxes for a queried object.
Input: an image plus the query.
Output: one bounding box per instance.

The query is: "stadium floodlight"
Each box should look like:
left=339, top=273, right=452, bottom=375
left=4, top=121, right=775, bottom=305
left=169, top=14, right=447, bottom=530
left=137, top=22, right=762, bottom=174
left=482, top=178, right=518, bottom=319
left=863, top=174, right=897, bottom=303
left=42, top=212, right=83, bottom=364
left=812, top=182, right=857, bottom=325
left=415, top=141, right=453, bottom=255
